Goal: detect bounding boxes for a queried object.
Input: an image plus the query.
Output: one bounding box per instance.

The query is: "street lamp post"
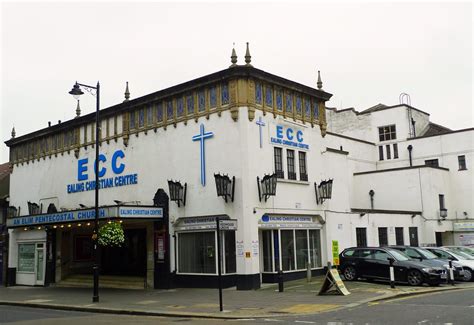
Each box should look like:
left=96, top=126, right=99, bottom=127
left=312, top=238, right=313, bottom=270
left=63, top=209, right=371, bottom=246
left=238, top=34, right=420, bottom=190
left=69, top=81, right=100, bottom=303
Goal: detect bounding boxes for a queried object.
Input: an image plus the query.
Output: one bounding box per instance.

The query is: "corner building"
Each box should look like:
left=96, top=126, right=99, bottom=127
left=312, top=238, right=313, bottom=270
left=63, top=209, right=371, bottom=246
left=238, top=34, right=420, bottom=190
left=5, top=57, right=472, bottom=290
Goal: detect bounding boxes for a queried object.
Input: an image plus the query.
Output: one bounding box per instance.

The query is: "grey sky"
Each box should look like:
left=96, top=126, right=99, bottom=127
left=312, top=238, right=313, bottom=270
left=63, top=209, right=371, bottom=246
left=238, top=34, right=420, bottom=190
left=1, top=1, right=472, bottom=162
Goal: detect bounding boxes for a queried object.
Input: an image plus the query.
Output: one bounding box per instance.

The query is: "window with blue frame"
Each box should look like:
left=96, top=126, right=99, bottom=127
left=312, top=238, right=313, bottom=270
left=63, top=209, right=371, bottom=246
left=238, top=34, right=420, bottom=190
left=167, top=101, right=174, bottom=120
left=129, top=111, right=136, bottom=129
left=156, top=103, right=163, bottom=122
left=210, top=86, right=217, bottom=108
left=186, top=94, right=194, bottom=115
left=312, top=101, right=319, bottom=119
left=221, top=83, right=229, bottom=105
left=304, top=98, right=311, bottom=119
left=177, top=97, right=184, bottom=117
left=198, top=90, right=206, bottom=112
left=138, top=109, right=145, bottom=127
left=296, top=96, right=302, bottom=115
left=265, top=85, right=273, bottom=107
left=255, top=82, right=262, bottom=105
left=276, top=90, right=283, bottom=111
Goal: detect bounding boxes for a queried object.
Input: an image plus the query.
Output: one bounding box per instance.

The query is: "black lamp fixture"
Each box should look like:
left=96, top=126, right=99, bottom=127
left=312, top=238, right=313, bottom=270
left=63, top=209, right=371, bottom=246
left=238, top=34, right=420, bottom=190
left=214, top=173, right=235, bottom=203
left=69, top=80, right=100, bottom=303
left=168, top=180, right=187, bottom=207
left=315, top=179, right=334, bottom=204
left=257, top=173, right=277, bottom=202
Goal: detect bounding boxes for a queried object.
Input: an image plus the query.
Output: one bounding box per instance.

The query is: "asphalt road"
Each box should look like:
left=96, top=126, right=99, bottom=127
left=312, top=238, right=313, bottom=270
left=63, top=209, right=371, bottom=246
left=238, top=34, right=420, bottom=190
left=1, top=288, right=473, bottom=324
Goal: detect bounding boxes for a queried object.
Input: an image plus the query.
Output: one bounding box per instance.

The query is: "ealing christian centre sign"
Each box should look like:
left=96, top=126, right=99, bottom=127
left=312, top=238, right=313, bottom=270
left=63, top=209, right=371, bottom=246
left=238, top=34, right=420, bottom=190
left=270, top=124, right=309, bottom=150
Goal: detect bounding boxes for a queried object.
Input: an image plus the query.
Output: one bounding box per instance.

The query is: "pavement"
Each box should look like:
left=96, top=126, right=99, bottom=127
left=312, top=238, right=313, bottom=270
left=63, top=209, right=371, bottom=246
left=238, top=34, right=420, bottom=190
left=1, top=276, right=473, bottom=319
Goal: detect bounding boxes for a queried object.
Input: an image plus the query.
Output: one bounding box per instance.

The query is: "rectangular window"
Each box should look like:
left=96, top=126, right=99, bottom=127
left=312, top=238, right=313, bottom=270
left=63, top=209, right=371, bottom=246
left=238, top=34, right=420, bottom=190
left=129, top=111, right=136, bottom=129
left=425, top=159, right=439, bottom=167
left=298, top=152, right=308, bottom=181
left=386, top=145, right=391, bottom=160
left=156, top=103, right=164, bottom=122
left=223, top=231, right=236, bottom=274
left=287, top=149, right=296, bottom=180
left=378, top=125, right=397, bottom=141
left=378, top=227, right=388, bottom=246
left=274, top=147, right=284, bottom=178
left=378, top=146, right=384, bottom=160
left=281, top=230, right=295, bottom=271
left=309, top=229, right=322, bottom=267
left=147, top=104, right=154, bottom=125
left=395, top=227, right=404, bottom=245
left=138, top=109, right=145, bottom=127
left=295, top=230, right=308, bottom=269
left=178, top=232, right=216, bottom=274
left=18, top=243, right=35, bottom=272
left=393, top=143, right=399, bottom=159
left=262, top=230, right=273, bottom=272
left=458, top=155, right=467, bottom=170
left=356, top=228, right=367, bottom=247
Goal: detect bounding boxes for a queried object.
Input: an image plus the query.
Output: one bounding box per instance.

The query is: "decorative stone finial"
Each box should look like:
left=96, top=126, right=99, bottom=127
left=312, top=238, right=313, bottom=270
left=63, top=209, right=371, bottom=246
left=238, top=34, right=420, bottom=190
left=317, top=70, right=323, bottom=90
left=75, top=100, right=81, bottom=118
left=11, top=126, right=16, bottom=138
left=245, top=42, right=252, bottom=67
left=124, top=81, right=130, bottom=102
left=230, top=43, right=238, bottom=67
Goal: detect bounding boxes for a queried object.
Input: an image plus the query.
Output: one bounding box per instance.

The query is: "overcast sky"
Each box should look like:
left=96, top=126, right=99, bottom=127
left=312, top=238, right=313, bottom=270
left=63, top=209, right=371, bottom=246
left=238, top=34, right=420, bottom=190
left=1, top=1, right=472, bottom=162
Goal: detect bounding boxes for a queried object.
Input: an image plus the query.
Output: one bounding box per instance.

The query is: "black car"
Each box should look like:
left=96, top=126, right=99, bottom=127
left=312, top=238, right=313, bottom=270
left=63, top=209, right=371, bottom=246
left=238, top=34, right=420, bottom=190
left=389, top=246, right=465, bottom=281
left=339, top=247, right=445, bottom=286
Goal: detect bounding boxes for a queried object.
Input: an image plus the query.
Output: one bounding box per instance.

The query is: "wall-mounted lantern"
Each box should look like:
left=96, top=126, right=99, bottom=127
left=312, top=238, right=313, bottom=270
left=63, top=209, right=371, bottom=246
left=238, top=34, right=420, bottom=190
left=257, top=173, right=277, bottom=202
left=167, top=180, right=187, bottom=207
left=314, top=179, right=333, bottom=204
left=27, top=201, right=41, bottom=215
left=369, top=190, right=375, bottom=209
left=214, top=173, right=235, bottom=203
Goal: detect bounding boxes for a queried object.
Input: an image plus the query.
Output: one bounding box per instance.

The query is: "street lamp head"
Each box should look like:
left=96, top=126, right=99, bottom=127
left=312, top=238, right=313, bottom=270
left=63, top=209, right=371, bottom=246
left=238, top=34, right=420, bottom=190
left=69, top=82, right=84, bottom=100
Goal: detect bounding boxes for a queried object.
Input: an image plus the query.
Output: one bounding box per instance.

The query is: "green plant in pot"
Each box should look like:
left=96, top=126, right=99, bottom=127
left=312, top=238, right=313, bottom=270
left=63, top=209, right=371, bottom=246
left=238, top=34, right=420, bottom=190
left=98, top=221, right=125, bottom=247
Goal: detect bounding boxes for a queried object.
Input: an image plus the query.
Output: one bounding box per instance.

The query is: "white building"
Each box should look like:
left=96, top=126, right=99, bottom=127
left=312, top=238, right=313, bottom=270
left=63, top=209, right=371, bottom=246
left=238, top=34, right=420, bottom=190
left=4, top=50, right=473, bottom=289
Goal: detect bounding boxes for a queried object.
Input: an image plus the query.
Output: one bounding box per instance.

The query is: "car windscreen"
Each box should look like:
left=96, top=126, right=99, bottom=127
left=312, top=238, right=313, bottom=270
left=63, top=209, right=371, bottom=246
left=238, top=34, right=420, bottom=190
left=417, top=248, right=438, bottom=259
left=450, top=250, right=474, bottom=260
left=387, top=249, right=409, bottom=261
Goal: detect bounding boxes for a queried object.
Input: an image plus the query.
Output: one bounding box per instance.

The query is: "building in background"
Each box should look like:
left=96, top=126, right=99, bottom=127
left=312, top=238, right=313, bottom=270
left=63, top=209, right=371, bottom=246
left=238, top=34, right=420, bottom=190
left=3, top=48, right=473, bottom=290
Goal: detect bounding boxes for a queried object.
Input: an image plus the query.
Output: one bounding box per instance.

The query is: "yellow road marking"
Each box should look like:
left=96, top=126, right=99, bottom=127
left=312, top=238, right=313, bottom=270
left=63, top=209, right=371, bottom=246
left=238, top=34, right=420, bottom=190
left=280, top=304, right=340, bottom=313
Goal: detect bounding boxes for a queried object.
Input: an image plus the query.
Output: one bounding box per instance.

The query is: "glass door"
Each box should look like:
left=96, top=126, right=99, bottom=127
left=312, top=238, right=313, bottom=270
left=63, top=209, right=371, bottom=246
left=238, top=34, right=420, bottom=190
left=35, top=243, right=45, bottom=285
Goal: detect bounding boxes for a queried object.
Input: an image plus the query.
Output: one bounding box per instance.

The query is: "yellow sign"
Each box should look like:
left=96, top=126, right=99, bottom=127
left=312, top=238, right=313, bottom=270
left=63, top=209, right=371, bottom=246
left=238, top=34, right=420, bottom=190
left=318, top=268, right=350, bottom=296
left=332, top=240, right=339, bottom=266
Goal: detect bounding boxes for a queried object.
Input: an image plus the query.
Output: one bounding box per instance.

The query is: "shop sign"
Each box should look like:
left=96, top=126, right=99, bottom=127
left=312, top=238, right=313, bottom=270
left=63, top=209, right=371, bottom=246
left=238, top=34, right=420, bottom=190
left=119, top=207, right=163, bottom=218
left=453, top=222, right=474, bottom=232
left=67, top=149, right=139, bottom=194
left=259, top=215, right=320, bottom=229
left=219, top=220, right=237, bottom=230
left=175, top=216, right=237, bottom=231
left=270, top=124, right=309, bottom=150
left=332, top=240, right=339, bottom=266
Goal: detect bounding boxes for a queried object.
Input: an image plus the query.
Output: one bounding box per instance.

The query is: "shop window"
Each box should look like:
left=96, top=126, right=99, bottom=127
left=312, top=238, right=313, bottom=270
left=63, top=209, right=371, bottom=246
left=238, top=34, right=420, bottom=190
left=378, top=124, right=396, bottom=142
left=395, top=227, right=404, bottom=245
left=223, top=231, right=236, bottom=274
left=356, top=228, right=367, bottom=247
left=309, top=229, right=322, bottom=268
left=18, top=243, right=35, bottom=272
left=458, top=155, right=467, bottom=170
left=299, top=152, right=308, bottom=181
left=378, top=227, right=388, bottom=246
left=274, top=147, right=284, bottom=178
left=178, top=232, right=216, bottom=274
left=281, top=230, right=295, bottom=271
left=295, top=230, right=308, bottom=269
left=287, top=149, right=296, bottom=180
left=393, top=143, right=399, bottom=159
left=425, top=159, right=439, bottom=167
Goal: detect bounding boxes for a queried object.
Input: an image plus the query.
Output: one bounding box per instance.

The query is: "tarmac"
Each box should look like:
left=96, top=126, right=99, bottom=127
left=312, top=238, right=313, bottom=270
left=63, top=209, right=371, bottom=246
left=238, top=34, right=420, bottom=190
left=1, top=276, right=473, bottom=319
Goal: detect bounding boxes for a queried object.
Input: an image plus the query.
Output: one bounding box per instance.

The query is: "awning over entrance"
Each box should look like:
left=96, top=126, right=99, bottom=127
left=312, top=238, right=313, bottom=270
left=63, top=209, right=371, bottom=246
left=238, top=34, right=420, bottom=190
left=258, top=214, right=324, bottom=229
left=6, top=205, right=163, bottom=228
left=173, top=215, right=237, bottom=232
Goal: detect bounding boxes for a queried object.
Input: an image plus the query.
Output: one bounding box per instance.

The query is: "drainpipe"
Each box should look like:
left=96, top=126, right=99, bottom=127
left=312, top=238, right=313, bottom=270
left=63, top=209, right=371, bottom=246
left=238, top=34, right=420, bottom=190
left=369, top=190, right=375, bottom=209
left=407, top=145, right=413, bottom=167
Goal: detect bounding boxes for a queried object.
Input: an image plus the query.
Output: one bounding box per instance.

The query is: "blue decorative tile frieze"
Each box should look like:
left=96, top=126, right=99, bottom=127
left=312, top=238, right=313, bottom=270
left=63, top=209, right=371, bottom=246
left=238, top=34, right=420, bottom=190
left=255, top=82, right=262, bottom=105
left=221, top=83, right=229, bottom=105
left=198, top=90, right=206, bottom=112
left=177, top=97, right=184, bottom=117
left=129, top=111, right=136, bottom=129
left=265, top=86, right=273, bottom=107
left=210, top=86, right=217, bottom=108
left=156, top=103, right=163, bottom=122
left=286, top=93, right=293, bottom=113
left=147, top=105, right=153, bottom=124
left=296, top=96, right=302, bottom=115
left=167, top=101, right=174, bottom=119
left=187, top=94, right=194, bottom=114
left=304, top=98, right=311, bottom=119
left=276, top=90, right=283, bottom=111
left=312, top=101, right=319, bottom=119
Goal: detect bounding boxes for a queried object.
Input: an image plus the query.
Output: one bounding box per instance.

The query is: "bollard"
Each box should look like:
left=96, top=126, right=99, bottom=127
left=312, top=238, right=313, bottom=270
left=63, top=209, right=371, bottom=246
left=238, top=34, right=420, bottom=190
left=448, top=260, right=455, bottom=286
left=278, top=268, right=284, bottom=292
left=306, top=261, right=312, bottom=282
left=388, top=257, right=395, bottom=289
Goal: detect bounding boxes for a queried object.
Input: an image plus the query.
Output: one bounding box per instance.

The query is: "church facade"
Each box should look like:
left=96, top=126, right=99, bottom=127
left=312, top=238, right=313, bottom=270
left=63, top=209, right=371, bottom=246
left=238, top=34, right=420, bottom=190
left=4, top=49, right=473, bottom=289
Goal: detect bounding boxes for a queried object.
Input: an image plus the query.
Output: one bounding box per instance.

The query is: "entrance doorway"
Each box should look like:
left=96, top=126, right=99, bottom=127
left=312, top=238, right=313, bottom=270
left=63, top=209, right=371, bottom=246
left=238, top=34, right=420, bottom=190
left=101, top=228, right=146, bottom=276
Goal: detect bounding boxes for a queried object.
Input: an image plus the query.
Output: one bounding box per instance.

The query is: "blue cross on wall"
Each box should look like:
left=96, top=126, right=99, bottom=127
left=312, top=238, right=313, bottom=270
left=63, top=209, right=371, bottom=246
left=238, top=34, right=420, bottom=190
left=256, top=116, right=266, bottom=148
left=192, top=124, right=214, bottom=186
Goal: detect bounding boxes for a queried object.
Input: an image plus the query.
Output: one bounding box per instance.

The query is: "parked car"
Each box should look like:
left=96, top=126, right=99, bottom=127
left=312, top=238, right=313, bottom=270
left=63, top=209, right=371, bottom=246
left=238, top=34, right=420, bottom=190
left=388, top=246, right=465, bottom=281
left=424, top=247, right=474, bottom=281
left=442, top=246, right=474, bottom=258
left=339, top=247, right=445, bottom=286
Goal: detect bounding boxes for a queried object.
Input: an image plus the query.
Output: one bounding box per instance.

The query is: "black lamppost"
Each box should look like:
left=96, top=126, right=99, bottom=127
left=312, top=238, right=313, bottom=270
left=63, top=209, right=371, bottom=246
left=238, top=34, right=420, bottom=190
left=69, top=81, right=100, bottom=303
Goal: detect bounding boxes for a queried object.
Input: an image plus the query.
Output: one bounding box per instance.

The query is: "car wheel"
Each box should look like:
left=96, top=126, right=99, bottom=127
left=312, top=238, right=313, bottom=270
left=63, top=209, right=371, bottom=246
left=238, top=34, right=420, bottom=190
left=407, top=269, right=423, bottom=286
left=462, top=268, right=473, bottom=282
left=343, top=266, right=357, bottom=281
